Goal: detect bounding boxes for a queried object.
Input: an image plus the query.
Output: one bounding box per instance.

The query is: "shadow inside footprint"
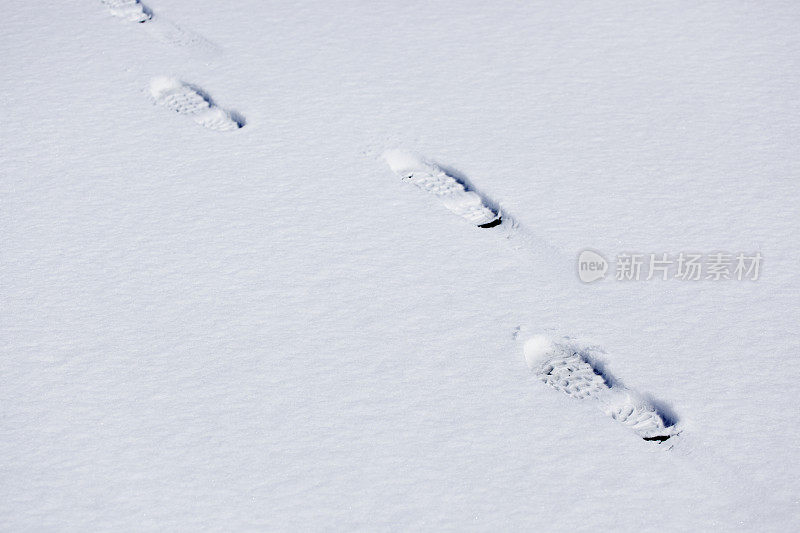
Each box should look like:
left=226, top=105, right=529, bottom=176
left=438, top=164, right=503, bottom=219
left=186, top=83, right=245, bottom=128
left=228, top=110, right=246, bottom=128
left=140, top=3, right=153, bottom=21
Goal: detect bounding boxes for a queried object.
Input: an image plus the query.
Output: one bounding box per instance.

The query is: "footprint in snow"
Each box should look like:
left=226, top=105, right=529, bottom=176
left=383, top=150, right=502, bottom=228
left=524, top=335, right=679, bottom=443
left=150, top=77, right=244, bottom=132
left=101, top=0, right=151, bottom=23
left=100, top=0, right=219, bottom=52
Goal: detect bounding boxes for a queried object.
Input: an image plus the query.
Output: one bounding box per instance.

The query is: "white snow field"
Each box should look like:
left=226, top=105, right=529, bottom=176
left=2, top=0, right=799, bottom=530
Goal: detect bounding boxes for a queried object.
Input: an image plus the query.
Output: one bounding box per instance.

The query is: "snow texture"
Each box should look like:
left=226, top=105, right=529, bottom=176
left=2, top=0, right=799, bottom=530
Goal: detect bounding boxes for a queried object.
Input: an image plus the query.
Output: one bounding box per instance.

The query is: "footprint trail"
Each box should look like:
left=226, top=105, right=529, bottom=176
left=382, top=152, right=675, bottom=443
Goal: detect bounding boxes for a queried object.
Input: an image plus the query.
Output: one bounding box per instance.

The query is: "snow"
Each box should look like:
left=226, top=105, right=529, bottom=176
left=524, top=335, right=556, bottom=368
left=2, top=0, right=799, bottom=530
left=383, top=149, right=422, bottom=176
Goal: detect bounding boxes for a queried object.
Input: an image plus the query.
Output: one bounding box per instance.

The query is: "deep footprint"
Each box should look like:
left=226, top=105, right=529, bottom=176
left=101, top=0, right=151, bottom=23
left=383, top=150, right=502, bottom=228
left=524, top=335, right=678, bottom=442
left=150, top=77, right=243, bottom=132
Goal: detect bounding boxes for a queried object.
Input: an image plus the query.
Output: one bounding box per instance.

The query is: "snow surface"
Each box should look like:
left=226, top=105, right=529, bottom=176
left=2, top=0, right=799, bottom=530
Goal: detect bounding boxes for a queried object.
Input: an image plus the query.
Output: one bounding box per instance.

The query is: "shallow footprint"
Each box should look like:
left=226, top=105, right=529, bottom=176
left=150, top=77, right=243, bottom=132
left=100, top=0, right=151, bottom=23
left=524, top=335, right=678, bottom=442
left=383, top=150, right=501, bottom=228
left=100, top=1, right=219, bottom=54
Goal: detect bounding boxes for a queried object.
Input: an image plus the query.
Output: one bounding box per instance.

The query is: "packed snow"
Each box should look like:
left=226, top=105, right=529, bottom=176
left=2, top=0, right=799, bottom=530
